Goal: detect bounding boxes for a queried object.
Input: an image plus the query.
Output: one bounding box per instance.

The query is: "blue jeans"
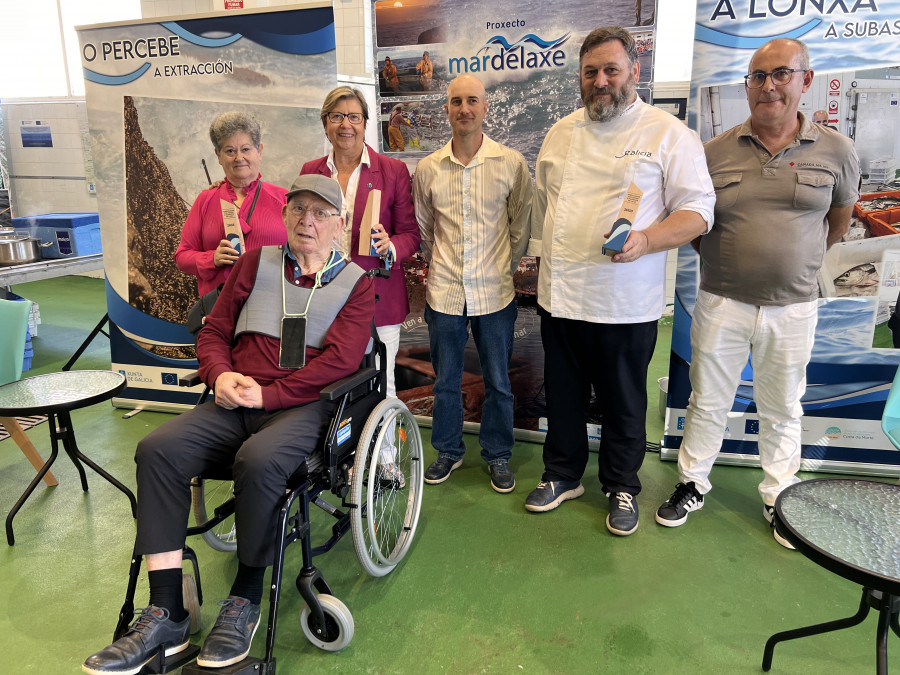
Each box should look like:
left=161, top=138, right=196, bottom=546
left=425, top=300, right=517, bottom=464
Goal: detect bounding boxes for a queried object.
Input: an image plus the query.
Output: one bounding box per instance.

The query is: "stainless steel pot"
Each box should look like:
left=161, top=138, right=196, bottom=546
left=0, top=234, right=42, bottom=266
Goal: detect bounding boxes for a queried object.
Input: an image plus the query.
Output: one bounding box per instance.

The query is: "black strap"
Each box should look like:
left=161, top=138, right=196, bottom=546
left=245, top=180, right=263, bottom=225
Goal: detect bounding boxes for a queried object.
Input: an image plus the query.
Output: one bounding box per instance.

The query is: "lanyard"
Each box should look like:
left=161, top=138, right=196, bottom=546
left=281, top=248, right=345, bottom=318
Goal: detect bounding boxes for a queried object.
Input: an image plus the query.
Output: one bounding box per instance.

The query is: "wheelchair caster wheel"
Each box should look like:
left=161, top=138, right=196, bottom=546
left=183, top=573, right=201, bottom=635
left=299, top=594, right=354, bottom=651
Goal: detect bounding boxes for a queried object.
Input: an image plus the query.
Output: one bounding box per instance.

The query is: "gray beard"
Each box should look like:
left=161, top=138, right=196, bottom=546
left=584, top=84, right=634, bottom=122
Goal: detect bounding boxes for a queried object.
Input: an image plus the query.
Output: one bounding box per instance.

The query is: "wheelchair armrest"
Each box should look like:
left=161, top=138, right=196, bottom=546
left=319, top=367, right=378, bottom=401
left=179, top=371, right=202, bottom=388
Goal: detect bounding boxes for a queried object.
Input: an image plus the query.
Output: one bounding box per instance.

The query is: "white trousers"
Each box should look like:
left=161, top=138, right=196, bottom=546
left=678, top=291, right=818, bottom=505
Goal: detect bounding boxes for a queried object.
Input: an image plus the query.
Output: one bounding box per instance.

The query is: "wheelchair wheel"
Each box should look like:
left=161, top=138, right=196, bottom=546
left=299, top=594, right=354, bottom=651
left=191, top=477, right=238, bottom=553
left=182, top=573, right=201, bottom=635
left=350, top=397, right=424, bottom=577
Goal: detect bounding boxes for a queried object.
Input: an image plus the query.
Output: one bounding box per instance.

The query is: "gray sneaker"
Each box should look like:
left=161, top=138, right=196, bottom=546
left=82, top=606, right=190, bottom=675
left=196, top=595, right=261, bottom=668
left=607, top=492, right=639, bottom=536
left=489, top=460, right=515, bottom=493
left=424, top=455, right=463, bottom=484
left=524, top=480, right=584, bottom=512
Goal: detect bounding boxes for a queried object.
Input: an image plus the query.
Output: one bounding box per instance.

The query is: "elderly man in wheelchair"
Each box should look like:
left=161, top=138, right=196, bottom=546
left=84, top=175, right=422, bottom=675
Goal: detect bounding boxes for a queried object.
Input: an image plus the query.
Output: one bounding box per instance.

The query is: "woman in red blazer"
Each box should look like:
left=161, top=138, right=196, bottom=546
left=299, top=86, right=420, bottom=409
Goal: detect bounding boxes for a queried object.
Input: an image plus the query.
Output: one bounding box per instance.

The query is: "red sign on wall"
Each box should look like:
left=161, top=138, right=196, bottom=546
left=225, top=1, right=243, bottom=8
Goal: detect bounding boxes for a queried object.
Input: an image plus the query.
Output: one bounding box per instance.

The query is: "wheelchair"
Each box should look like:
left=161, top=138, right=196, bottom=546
left=111, top=331, right=425, bottom=674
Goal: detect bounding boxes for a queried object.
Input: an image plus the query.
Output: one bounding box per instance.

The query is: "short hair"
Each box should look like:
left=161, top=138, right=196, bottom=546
left=209, top=112, right=261, bottom=152
left=752, top=38, right=810, bottom=71
left=579, top=26, right=638, bottom=66
left=319, top=86, right=369, bottom=128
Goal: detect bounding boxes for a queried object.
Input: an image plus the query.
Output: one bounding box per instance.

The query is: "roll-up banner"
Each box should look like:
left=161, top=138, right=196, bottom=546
left=76, top=5, right=338, bottom=410
left=373, top=0, right=657, bottom=434
left=664, top=1, right=900, bottom=476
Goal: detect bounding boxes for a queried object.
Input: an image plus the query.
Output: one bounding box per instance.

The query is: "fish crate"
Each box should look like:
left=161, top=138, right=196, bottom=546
left=867, top=207, right=900, bottom=237
left=854, top=190, right=900, bottom=220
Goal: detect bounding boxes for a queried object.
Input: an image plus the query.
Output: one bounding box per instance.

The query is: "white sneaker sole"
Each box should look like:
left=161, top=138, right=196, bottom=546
left=763, top=506, right=796, bottom=550
left=606, top=515, right=639, bottom=536
left=524, top=484, right=585, bottom=512
left=654, top=502, right=702, bottom=528
left=423, top=459, right=463, bottom=484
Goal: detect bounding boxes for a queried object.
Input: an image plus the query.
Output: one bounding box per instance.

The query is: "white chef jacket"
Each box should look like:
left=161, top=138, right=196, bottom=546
left=529, top=99, right=715, bottom=323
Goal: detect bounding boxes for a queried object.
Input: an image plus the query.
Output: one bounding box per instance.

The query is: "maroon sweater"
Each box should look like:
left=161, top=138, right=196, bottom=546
left=197, top=247, right=375, bottom=411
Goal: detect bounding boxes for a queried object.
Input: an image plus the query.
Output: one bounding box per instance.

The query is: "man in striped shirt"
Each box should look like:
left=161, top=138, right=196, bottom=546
left=413, top=74, right=533, bottom=494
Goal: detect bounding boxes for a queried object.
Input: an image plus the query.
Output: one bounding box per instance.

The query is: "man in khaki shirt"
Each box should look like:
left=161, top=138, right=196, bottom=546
left=414, top=74, right=533, bottom=493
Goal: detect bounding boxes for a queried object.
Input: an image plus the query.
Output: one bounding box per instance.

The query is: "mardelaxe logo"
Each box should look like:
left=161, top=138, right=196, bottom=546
left=448, top=33, right=570, bottom=75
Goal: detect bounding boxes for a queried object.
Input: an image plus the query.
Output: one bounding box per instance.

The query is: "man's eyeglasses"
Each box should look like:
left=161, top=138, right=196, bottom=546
left=744, top=68, right=807, bottom=88
left=288, top=204, right=338, bottom=223
left=326, top=112, right=364, bottom=125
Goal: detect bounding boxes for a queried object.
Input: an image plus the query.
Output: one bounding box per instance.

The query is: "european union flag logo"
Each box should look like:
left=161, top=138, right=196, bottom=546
left=745, top=419, right=760, bottom=435
left=161, top=372, right=178, bottom=386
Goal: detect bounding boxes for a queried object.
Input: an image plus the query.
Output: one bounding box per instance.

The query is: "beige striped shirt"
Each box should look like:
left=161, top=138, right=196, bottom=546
left=413, top=134, right=532, bottom=316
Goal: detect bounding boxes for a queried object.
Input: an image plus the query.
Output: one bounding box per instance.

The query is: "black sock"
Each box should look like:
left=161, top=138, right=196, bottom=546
left=148, top=568, right=188, bottom=623
left=229, top=562, right=266, bottom=605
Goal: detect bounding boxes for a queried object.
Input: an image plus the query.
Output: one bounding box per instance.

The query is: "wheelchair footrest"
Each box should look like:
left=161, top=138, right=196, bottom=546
left=139, top=643, right=201, bottom=673
left=182, top=656, right=273, bottom=674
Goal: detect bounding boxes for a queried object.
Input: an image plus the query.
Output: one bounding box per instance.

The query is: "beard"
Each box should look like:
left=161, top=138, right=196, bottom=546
left=582, top=76, right=636, bottom=122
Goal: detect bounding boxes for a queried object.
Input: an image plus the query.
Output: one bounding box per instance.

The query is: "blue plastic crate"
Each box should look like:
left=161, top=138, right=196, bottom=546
left=11, top=212, right=102, bottom=258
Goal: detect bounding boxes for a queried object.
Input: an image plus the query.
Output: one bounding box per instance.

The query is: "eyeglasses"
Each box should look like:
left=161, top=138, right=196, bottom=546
left=326, top=112, right=364, bottom=125
left=744, top=68, right=807, bottom=88
left=288, top=203, right=338, bottom=223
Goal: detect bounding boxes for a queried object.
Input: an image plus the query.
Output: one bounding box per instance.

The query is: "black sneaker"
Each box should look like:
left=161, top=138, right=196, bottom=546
left=524, top=480, right=584, bottom=512
left=655, top=481, right=704, bottom=527
left=82, top=606, right=191, bottom=675
left=489, top=460, right=515, bottom=493
left=196, top=596, right=261, bottom=668
left=424, top=455, right=463, bottom=484
left=607, top=492, right=639, bottom=536
left=763, top=505, right=796, bottom=550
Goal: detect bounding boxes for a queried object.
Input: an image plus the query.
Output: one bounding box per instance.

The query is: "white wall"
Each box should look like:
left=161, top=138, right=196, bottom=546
left=3, top=101, right=99, bottom=217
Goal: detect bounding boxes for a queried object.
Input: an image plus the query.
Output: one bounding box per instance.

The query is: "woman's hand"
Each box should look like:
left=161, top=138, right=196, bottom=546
left=213, top=239, right=240, bottom=267
left=371, top=224, right=392, bottom=256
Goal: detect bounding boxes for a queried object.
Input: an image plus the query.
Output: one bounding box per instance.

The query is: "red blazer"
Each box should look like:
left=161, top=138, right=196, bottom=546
left=300, top=145, right=420, bottom=326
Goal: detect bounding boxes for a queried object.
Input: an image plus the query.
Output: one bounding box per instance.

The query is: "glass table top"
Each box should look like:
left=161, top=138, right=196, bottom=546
left=779, top=479, right=900, bottom=583
left=0, top=370, right=126, bottom=415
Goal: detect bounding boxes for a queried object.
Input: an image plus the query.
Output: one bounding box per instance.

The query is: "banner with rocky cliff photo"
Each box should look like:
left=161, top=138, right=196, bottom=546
left=374, top=1, right=657, bottom=433
left=77, top=5, right=337, bottom=410
left=663, top=1, right=900, bottom=475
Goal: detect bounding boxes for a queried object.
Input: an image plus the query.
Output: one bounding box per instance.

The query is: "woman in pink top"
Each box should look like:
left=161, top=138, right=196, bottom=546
left=175, top=112, right=287, bottom=296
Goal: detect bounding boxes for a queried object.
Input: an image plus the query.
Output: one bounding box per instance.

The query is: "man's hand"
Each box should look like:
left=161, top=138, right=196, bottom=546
left=607, top=229, right=650, bottom=263
left=214, top=239, right=240, bottom=267
left=214, top=372, right=263, bottom=409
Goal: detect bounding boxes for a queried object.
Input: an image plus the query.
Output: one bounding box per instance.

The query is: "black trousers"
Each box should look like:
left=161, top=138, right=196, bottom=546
left=134, top=399, right=332, bottom=567
left=539, top=307, right=657, bottom=495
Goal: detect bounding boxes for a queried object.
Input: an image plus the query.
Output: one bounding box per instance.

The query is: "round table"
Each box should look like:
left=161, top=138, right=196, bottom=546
left=763, top=478, right=900, bottom=674
left=0, top=369, right=136, bottom=545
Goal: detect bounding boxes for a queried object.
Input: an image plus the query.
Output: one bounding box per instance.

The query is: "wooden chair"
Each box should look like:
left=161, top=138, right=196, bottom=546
left=0, top=298, right=57, bottom=486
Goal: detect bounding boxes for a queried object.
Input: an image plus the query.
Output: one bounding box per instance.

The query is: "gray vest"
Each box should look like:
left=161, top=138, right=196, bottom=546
left=234, top=246, right=366, bottom=350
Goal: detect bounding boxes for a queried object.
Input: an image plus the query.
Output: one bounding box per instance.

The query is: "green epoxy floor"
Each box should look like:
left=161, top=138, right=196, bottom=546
left=1, top=276, right=896, bottom=674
